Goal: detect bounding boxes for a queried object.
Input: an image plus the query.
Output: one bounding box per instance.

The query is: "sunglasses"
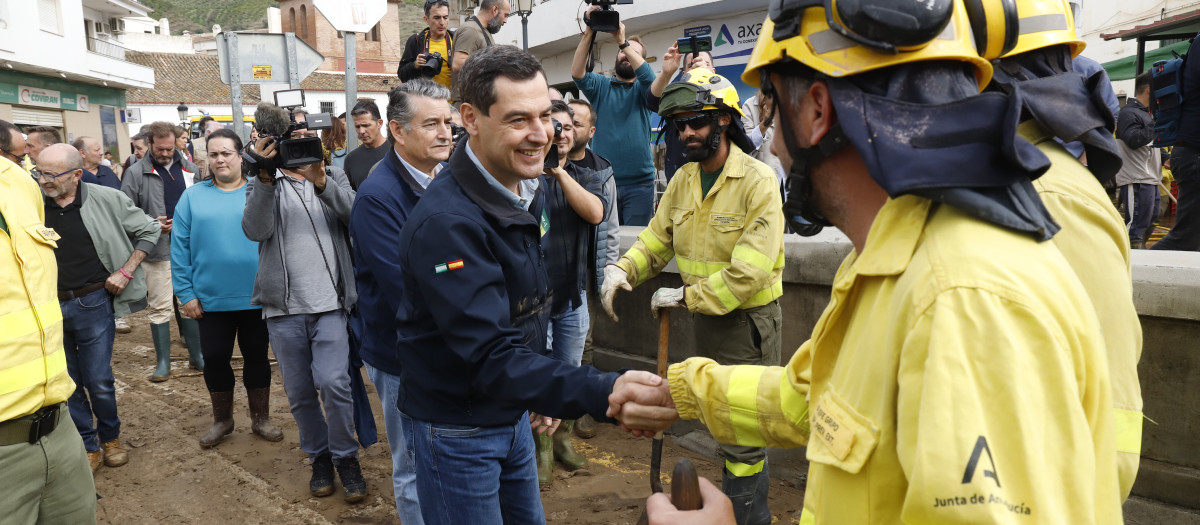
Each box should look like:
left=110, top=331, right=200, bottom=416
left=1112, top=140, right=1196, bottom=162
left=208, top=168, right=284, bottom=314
left=672, top=114, right=716, bottom=132
left=30, top=167, right=77, bottom=182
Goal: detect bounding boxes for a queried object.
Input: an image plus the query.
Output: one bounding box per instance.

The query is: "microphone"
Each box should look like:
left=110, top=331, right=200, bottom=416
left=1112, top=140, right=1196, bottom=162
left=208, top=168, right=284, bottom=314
left=254, top=102, right=292, bottom=138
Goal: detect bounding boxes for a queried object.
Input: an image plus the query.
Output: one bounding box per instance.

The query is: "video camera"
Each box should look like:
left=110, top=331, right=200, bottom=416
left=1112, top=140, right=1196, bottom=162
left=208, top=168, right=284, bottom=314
left=419, top=52, right=445, bottom=76
left=450, top=122, right=467, bottom=145
left=584, top=0, right=633, bottom=33
left=253, top=89, right=333, bottom=169
left=544, top=118, right=563, bottom=170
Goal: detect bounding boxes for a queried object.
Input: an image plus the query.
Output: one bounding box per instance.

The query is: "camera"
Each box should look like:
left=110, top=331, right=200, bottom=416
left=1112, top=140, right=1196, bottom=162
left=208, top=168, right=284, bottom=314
left=544, top=118, right=563, bottom=170
left=584, top=0, right=633, bottom=33
left=450, top=123, right=467, bottom=145
left=419, top=52, right=444, bottom=76
left=255, top=90, right=334, bottom=169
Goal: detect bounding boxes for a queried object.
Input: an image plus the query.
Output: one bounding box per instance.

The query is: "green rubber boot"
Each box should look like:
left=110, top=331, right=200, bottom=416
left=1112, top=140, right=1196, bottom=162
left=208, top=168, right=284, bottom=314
left=553, top=421, right=588, bottom=471
left=535, top=429, right=554, bottom=489
left=179, top=318, right=204, bottom=370
left=149, top=322, right=172, bottom=382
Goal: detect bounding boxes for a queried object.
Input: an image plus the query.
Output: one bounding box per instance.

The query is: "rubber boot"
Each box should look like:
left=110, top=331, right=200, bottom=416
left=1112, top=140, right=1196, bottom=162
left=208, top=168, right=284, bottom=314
left=199, top=391, right=235, bottom=448
left=246, top=387, right=283, bottom=442
left=535, top=429, right=554, bottom=489
left=574, top=414, right=597, bottom=439
left=722, top=461, right=772, bottom=525
left=149, top=322, right=172, bottom=382
left=179, top=317, right=204, bottom=370
left=553, top=420, right=587, bottom=471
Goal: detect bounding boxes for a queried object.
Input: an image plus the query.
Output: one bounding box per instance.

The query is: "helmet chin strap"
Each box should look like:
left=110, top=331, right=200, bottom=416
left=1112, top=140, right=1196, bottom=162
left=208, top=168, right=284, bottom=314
left=773, top=95, right=848, bottom=236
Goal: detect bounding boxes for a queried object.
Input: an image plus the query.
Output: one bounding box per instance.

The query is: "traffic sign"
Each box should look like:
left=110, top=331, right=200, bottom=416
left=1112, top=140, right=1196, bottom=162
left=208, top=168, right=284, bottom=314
left=313, top=0, right=387, bottom=34
left=217, top=33, right=324, bottom=85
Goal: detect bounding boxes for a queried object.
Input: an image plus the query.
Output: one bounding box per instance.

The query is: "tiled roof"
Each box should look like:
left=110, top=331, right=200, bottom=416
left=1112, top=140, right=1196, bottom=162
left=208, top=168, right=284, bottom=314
left=1101, top=9, right=1200, bottom=41
left=125, top=51, right=261, bottom=104
left=126, top=51, right=397, bottom=105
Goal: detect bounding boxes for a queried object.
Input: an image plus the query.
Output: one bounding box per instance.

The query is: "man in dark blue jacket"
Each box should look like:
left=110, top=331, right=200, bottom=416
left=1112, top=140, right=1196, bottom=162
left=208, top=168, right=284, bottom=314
left=1154, top=32, right=1200, bottom=251
left=349, top=78, right=454, bottom=525
left=395, top=45, right=658, bottom=524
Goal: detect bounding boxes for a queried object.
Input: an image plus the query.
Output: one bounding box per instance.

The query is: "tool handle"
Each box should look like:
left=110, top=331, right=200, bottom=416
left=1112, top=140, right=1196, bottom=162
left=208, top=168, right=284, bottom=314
left=671, top=458, right=702, bottom=511
left=650, top=438, right=664, bottom=493
left=657, top=310, right=670, bottom=378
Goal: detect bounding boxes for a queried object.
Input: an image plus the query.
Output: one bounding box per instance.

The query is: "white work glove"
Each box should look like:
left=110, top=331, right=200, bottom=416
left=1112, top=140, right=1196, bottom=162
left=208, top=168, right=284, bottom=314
left=601, top=265, right=632, bottom=322
left=650, top=287, right=686, bottom=319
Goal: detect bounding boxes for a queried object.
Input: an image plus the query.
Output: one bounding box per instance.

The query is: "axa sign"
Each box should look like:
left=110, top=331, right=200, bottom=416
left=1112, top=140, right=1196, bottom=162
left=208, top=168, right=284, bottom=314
left=18, top=86, right=61, bottom=109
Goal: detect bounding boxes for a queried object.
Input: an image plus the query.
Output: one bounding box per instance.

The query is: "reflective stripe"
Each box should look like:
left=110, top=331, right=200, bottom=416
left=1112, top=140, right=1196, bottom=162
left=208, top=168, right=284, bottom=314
left=725, top=459, right=765, bottom=477
left=799, top=508, right=817, bottom=525
left=628, top=249, right=651, bottom=279
left=0, top=347, right=67, bottom=395
left=1114, top=409, right=1143, bottom=455
left=774, top=251, right=786, bottom=270
left=780, top=369, right=810, bottom=434
left=0, top=300, right=63, bottom=345
left=638, top=230, right=673, bottom=260
left=676, top=256, right=729, bottom=278
left=708, top=273, right=741, bottom=312
left=741, top=280, right=784, bottom=309
left=731, top=245, right=777, bottom=275
left=727, top=366, right=765, bottom=447
left=1019, top=14, right=1068, bottom=35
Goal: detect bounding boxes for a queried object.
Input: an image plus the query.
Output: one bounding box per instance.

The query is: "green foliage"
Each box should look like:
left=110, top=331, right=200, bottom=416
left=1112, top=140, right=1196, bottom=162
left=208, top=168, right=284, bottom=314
left=138, top=0, right=277, bottom=35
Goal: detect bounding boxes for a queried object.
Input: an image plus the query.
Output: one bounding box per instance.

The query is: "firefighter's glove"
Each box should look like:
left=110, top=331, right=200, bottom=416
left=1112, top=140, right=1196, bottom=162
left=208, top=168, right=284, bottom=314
left=650, top=287, right=686, bottom=319
left=601, top=265, right=632, bottom=323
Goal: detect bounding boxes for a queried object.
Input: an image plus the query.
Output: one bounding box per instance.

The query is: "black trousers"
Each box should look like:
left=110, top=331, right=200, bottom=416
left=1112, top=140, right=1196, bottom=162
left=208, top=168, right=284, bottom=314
left=197, top=309, right=271, bottom=392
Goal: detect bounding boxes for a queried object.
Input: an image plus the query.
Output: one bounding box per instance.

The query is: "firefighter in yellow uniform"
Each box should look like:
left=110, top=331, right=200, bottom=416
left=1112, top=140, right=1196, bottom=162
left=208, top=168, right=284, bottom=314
left=612, top=2, right=1125, bottom=524
left=0, top=120, right=96, bottom=522
left=968, top=0, right=1143, bottom=499
left=600, top=70, right=785, bottom=524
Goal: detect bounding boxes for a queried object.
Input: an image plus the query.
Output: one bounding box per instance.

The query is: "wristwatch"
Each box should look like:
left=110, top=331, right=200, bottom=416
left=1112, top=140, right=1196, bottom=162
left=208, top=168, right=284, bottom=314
left=619, top=41, right=631, bottom=50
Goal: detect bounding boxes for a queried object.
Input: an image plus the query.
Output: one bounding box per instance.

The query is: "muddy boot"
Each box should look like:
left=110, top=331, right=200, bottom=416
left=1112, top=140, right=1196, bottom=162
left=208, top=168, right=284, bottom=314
left=535, top=429, right=554, bottom=489
left=310, top=452, right=335, bottom=497
left=334, top=456, right=368, bottom=503
left=575, top=414, right=597, bottom=439
left=553, top=421, right=587, bottom=471
left=723, top=461, right=772, bottom=525
left=179, top=317, right=204, bottom=370
left=199, top=391, right=235, bottom=448
left=149, top=322, right=172, bottom=382
left=246, top=388, right=283, bottom=442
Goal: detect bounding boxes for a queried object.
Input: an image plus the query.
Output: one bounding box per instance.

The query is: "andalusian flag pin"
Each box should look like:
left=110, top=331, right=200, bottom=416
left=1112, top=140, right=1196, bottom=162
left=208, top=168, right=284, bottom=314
left=435, top=259, right=465, bottom=273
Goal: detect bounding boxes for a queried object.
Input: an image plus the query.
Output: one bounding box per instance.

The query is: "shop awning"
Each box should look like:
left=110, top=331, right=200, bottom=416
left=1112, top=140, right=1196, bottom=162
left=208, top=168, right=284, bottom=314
left=1101, top=40, right=1192, bottom=81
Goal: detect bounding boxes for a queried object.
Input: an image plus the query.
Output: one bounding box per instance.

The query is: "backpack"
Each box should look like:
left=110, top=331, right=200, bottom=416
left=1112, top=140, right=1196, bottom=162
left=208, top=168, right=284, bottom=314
left=1149, top=46, right=1190, bottom=147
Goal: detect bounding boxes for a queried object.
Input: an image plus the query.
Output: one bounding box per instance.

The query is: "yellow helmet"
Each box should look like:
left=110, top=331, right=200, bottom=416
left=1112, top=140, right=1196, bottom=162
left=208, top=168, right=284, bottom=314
left=742, top=0, right=992, bottom=90
left=1001, top=0, right=1086, bottom=58
left=659, top=69, right=746, bottom=118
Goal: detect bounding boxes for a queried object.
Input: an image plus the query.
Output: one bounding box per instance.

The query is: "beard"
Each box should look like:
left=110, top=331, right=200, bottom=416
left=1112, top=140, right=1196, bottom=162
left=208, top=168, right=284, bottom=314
left=569, top=140, right=589, bottom=157
left=614, top=60, right=635, bottom=79
left=683, top=137, right=713, bottom=163
left=486, top=16, right=503, bottom=34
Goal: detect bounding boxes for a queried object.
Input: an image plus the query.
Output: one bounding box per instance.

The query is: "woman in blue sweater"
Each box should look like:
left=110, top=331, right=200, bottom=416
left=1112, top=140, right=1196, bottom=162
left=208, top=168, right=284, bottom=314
left=171, top=129, right=283, bottom=447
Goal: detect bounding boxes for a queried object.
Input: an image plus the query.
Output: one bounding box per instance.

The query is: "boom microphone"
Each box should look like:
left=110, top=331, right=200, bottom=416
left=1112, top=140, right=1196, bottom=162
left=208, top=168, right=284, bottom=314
left=254, top=102, right=292, bottom=137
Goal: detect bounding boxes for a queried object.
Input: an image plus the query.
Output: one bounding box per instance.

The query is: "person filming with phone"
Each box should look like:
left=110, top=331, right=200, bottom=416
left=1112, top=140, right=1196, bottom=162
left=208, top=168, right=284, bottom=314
left=648, top=35, right=716, bottom=182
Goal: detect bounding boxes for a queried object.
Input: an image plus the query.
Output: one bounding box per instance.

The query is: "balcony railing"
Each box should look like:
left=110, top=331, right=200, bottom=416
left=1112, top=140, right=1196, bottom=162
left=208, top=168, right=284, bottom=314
left=87, top=36, right=127, bottom=60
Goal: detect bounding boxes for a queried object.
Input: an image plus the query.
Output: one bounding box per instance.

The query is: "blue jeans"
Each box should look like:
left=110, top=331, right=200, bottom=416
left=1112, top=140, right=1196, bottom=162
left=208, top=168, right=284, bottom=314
left=547, top=291, right=588, bottom=366
left=365, top=364, right=424, bottom=525
left=61, top=288, right=119, bottom=453
left=618, top=181, right=655, bottom=226
left=266, top=310, right=358, bottom=460
left=402, top=413, right=544, bottom=525
left=1154, top=145, right=1200, bottom=250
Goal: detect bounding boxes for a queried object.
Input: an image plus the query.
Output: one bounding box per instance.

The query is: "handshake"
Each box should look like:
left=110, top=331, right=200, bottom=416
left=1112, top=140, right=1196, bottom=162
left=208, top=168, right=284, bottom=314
left=607, top=370, right=678, bottom=437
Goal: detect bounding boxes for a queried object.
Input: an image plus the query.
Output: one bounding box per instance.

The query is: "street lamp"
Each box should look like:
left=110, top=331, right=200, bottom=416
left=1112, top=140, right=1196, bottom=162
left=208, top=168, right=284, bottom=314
left=176, top=102, right=188, bottom=124
left=515, top=0, right=534, bottom=52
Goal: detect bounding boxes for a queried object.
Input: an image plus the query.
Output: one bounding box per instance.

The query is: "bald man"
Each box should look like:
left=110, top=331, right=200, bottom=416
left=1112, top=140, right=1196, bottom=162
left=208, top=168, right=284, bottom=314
left=38, top=143, right=160, bottom=472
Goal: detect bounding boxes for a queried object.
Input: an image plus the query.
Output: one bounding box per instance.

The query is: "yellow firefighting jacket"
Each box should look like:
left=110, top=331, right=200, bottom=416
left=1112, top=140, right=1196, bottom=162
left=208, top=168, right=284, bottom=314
left=1025, top=121, right=1143, bottom=500
left=616, top=146, right=784, bottom=315
left=0, top=157, right=72, bottom=422
left=668, top=194, right=1122, bottom=524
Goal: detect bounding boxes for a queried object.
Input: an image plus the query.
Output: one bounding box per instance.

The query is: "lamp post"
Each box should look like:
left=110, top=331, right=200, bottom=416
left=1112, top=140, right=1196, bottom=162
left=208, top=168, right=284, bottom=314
left=176, top=102, right=188, bottom=125
left=515, top=0, right=534, bottom=52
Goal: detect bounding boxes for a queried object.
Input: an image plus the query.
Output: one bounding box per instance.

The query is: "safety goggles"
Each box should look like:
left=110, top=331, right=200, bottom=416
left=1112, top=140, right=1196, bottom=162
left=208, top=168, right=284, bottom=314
left=30, top=167, right=77, bottom=182
left=769, top=0, right=954, bottom=53
left=671, top=114, right=716, bottom=132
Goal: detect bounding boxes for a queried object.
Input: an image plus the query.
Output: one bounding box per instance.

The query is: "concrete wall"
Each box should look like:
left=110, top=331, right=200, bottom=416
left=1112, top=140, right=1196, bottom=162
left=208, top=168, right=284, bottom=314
left=592, top=227, right=1200, bottom=510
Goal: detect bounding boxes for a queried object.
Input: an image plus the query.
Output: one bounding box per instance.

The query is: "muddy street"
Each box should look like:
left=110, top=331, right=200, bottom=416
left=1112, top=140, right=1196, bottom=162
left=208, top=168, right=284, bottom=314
left=91, top=311, right=806, bottom=524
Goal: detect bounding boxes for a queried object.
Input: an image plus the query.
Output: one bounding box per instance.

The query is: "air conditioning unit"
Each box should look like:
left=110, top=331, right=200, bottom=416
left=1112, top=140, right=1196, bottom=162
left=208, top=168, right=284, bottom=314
left=108, top=17, right=125, bottom=33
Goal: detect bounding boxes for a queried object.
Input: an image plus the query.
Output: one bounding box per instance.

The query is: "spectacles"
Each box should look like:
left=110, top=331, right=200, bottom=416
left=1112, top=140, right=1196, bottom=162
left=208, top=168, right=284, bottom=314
left=30, top=167, right=77, bottom=182
left=672, top=114, right=715, bottom=132
left=1, top=149, right=21, bottom=164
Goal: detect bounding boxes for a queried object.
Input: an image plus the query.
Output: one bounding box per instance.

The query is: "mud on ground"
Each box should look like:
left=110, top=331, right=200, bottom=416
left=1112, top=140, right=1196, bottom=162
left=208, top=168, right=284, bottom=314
left=93, top=311, right=806, bottom=524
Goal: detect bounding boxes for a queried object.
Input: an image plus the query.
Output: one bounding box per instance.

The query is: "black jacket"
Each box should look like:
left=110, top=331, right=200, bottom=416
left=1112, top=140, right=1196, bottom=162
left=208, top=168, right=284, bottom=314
left=397, top=27, right=454, bottom=82
left=1117, top=98, right=1155, bottom=150
left=395, top=143, right=621, bottom=427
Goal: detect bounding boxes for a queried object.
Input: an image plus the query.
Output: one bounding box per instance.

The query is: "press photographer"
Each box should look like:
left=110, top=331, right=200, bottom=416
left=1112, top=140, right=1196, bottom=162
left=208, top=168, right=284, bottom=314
left=397, top=0, right=453, bottom=90
left=241, top=93, right=367, bottom=503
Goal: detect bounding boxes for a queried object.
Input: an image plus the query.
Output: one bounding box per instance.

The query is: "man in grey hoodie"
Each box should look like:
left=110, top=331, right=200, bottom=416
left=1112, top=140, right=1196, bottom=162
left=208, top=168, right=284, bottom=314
left=1115, top=72, right=1162, bottom=249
